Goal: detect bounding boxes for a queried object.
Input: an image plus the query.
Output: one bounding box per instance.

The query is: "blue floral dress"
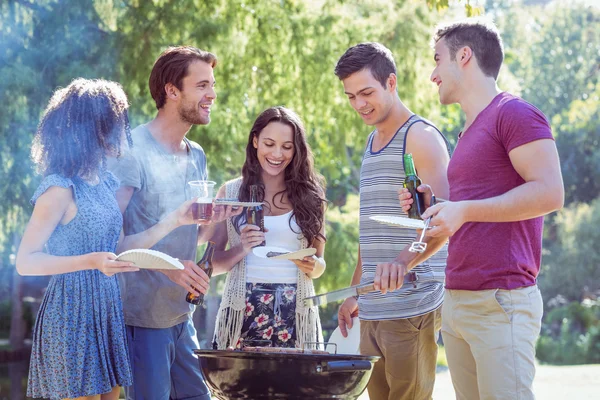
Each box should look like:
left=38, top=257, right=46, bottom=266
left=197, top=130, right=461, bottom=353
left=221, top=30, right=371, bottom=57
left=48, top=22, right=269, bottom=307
left=27, top=173, right=133, bottom=399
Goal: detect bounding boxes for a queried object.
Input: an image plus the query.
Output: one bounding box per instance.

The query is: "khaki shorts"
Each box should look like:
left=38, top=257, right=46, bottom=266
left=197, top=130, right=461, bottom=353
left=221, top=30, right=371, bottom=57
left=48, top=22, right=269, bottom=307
left=442, top=286, right=543, bottom=400
left=360, top=308, right=441, bottom=400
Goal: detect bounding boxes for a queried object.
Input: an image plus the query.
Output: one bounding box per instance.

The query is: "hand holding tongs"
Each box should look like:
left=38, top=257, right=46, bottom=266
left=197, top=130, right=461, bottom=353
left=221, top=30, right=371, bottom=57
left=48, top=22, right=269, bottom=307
left=409, top=216, right=432, bottom=253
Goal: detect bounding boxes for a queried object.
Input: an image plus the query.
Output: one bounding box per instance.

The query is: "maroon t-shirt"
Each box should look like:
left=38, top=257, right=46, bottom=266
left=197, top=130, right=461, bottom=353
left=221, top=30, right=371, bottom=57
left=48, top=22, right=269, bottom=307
left=446, top=92, right=554, bottom=291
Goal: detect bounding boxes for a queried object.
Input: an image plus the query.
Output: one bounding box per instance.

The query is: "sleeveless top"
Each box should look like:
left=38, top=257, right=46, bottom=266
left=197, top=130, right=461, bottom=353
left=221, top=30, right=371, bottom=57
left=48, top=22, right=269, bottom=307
left=358, top=115, right=449, bottom=320
left=213, top=178, right=323, bottom=349
left=245, top=210, right=302, bottom=283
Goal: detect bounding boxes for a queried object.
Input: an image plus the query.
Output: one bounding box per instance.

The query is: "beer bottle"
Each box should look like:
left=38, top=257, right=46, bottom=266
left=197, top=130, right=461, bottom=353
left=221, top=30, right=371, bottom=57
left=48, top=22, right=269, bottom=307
left=403, top=153, right=426, bottom=220
left=247, top=185, right=265, bottom=246
left=186, top=241, right=215, bottom=306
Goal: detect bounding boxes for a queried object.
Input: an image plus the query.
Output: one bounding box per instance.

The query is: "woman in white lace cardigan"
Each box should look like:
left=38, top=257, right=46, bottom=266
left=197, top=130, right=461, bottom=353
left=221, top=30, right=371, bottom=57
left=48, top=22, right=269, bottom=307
left=210, top=106, right=327, bottom=350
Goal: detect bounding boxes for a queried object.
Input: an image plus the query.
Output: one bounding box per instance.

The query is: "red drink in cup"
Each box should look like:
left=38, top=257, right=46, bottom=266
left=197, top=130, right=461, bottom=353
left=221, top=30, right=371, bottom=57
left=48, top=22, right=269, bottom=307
left=188, top=181, right=216, bottom=223
left=192, top=199, right=213, bottom=223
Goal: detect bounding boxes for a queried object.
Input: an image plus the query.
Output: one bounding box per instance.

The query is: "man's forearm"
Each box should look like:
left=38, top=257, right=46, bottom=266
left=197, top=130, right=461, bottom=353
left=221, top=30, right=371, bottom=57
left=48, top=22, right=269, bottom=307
left=197, top=224, right=217, bottom=245
left=117, top=214, right=179, bottom=253
left=394, top=236, right=448, bottom=271
left=350, top=259, right=362, bottom=285
left=463, top=180, right=563, bottom=223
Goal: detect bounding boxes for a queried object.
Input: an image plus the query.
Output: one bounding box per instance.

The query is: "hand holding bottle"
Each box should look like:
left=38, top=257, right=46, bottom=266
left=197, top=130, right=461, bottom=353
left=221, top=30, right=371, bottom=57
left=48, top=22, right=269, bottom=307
left=186, top=241, right=216, bottom=305
left=403, top=153, right=426, bottom=219
left=398, top=184, right=435, bottom=214
left=246, top=185, right=265, bottom=246
left=240, top=224, right=267, bottom=254
left=162, top=260, right=210, bottom=296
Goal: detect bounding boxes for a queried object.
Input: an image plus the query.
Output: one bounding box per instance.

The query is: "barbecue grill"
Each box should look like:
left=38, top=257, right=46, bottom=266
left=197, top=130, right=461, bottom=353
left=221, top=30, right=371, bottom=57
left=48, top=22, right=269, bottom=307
left=194, top=347, right=379, bottom=399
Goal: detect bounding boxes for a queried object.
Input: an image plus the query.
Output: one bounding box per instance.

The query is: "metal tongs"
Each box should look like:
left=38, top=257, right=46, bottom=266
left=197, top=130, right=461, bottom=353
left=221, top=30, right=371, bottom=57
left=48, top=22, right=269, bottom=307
left=409, top=216, right=432, bottom=253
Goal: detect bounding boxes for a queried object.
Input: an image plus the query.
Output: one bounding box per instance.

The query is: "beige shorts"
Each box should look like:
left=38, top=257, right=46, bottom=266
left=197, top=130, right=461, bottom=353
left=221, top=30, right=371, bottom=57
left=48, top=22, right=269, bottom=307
left=442, top=285, right=543, bottom=400
left=360, top=308, right=441, bottom=400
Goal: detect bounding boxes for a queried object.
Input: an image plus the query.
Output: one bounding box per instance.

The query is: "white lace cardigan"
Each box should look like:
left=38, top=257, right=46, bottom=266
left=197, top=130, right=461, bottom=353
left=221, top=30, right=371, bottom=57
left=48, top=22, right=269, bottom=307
left=213, top=178, right=323, bottom=349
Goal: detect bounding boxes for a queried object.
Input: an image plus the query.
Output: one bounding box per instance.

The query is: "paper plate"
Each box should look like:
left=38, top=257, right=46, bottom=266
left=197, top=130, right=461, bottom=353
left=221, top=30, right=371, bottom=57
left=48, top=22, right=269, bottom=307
left=370, top=215, right=427, bottom=230
left=327, top=317, right=361, bottom=355
left=214, top=198, right=263, bottom=207
left=116, top=249, right=184, bottom=270
left=252, top=246, right=317, bottom=260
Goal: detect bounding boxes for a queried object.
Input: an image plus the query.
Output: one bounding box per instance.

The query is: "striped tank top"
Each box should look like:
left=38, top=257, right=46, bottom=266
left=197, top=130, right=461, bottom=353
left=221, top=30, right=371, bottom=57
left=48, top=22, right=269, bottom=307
left=358, top=115, right=448, bottom=320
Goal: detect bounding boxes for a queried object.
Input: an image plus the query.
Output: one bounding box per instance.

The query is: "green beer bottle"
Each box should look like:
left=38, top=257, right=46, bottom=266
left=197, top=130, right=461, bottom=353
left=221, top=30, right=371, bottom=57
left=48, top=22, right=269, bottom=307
left=403, top=153, right=425, bottom=220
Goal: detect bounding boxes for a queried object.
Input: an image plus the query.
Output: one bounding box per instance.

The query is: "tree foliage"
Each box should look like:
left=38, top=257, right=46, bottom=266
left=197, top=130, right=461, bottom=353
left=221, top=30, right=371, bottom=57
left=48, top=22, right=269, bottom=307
left=552, top=82, right=600, bottom=204
left=426, top=0, right=481, bottom=15
left=0, top=0, right=118, bottom=257
left=112, top=0, right=445, bottom=203
left=523, top=4, right=600, bottom=119
left=536, top=300, right=600, bottom=365
left=539, top=198, right=600, bottom=304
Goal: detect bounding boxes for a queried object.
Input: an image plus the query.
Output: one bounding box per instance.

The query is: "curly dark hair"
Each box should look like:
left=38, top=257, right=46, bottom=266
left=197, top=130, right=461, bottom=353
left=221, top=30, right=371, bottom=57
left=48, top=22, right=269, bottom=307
left=234, top=106, right=327, bottom=245
left=32, top=78, right=131, bottom=178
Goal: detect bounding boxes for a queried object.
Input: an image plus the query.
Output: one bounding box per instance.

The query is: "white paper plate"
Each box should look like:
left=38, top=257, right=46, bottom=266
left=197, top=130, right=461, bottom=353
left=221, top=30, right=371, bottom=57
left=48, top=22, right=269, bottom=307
left=327, top=317, right=360, bottom=355
left=370, top=215, right=426, bottom=229
left=252, top=246, right=317, bottom=260
left=116, top=249, right=184, bottom=270
left=214, top=198, right=263, bottom=207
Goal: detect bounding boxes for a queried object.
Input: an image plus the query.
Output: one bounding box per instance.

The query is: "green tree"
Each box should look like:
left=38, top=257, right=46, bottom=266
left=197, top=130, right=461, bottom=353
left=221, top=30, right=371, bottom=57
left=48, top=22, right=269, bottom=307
left=552, top=82, right=600, bottom=204
left=0, top=0, right=119, bottom=255
left=538, top=197, right=600, bottom=305
left=497, top=2, right=600, bottom=120
left=113, top=0, right=445, bottom=201
left=0, top=0, right=122, bottom=350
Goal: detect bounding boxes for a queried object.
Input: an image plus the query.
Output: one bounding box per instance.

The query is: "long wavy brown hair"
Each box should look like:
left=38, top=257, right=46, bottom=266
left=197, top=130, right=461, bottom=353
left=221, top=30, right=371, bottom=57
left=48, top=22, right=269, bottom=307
left=32, top=78, right=131, bottom=178
left=234, top=106, right=327, bottom=244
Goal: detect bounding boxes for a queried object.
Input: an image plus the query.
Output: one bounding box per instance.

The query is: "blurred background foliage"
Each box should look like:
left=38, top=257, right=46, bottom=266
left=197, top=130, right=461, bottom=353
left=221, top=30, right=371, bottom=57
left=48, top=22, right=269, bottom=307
left=1, top=0, right=599, bottom=365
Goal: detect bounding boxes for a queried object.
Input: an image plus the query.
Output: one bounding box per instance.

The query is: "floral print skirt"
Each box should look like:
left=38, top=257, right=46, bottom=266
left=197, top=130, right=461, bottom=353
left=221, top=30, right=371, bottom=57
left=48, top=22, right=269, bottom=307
left=239, top=282, right=298, bottom=348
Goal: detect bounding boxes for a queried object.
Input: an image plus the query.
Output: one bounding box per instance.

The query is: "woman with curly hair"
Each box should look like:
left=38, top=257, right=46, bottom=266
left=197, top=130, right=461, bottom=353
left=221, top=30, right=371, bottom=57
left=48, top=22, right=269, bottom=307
left=16, top=78, right=199, bottom=400
left=211, top=106, right=328, bottom=350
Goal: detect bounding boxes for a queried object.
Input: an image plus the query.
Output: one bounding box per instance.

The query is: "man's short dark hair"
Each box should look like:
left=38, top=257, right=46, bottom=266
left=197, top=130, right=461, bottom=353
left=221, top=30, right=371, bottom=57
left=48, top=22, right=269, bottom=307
left=334, top=42, right=397, bottom=88
left=149, top=46, right=217, bottom=109
left=433, top=18, right=504, bottom=80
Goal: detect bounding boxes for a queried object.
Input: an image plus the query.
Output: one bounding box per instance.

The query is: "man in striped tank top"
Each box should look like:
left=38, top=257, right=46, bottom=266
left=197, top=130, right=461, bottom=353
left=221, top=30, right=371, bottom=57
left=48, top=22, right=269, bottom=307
left=334, top=42, right=451, bottom=400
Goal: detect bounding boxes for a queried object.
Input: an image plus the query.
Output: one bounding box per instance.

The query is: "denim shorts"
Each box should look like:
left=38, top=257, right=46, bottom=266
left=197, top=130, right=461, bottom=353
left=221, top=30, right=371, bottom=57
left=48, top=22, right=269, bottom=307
left=125, top=318, right=211, bottom=400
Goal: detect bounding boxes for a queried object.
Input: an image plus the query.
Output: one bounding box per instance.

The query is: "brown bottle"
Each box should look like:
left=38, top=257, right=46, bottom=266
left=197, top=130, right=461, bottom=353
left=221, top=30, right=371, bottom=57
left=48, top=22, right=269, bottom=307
left=247, top=185, right=265, bottom=247
left=185, top=241, right=215, bottom=306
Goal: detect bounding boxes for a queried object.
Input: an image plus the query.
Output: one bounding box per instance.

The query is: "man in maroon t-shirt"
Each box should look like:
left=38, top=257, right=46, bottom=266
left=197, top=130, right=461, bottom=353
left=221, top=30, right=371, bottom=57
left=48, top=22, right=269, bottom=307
left=399, top=19, right=564, bottom=399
